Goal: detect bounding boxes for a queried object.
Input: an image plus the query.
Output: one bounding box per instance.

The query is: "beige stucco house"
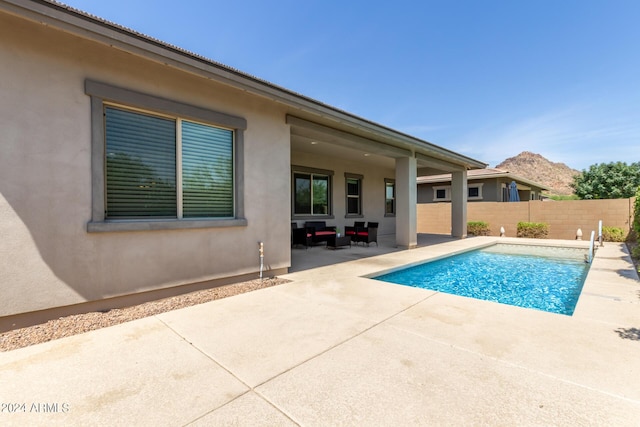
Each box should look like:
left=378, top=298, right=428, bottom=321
left=418, top=168, right=548, bottom=204
left=0, top=0, right=486, bottom=329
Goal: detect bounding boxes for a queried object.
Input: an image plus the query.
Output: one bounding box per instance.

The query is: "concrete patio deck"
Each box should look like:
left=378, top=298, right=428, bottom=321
left=1, top=237, right=639, bottom=425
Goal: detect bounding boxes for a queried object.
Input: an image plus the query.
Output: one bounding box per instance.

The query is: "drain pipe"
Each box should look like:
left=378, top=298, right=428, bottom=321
left=258, top=242, right=264, bottom=281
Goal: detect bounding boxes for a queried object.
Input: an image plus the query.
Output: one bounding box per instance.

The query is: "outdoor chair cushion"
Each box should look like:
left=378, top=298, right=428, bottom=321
left=304, top=221, right=336, bottom=244
left=355, top=222, right=378, bottom=246
left=345, top=221, right=365, bottom=239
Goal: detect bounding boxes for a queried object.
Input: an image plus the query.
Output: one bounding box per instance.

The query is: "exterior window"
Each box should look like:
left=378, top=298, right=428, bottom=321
left=105, top=107, right=233, bottom=219
left=345, top=173, right=363, bottom=216
left=86, top=80, right=246, bottom=232
left=433, top=185, right=451, bottom=201
left=105, top=108, right=176, bottom=218
left=385, top=179, right=395, bottom=216
left=294, top=170, right=331, bottom=216
left=467, top=184, right=483, bottom=200
left=182, top=121, right=233, bottom=217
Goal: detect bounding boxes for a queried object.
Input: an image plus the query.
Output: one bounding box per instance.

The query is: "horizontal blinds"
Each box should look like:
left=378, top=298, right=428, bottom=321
left=105, top=107, right=177, bottom=218
left=181, top=121, right=233, bottom=218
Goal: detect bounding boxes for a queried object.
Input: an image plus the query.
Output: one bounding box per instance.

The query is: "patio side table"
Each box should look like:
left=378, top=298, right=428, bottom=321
left=327, top=235, right=351, bottom=250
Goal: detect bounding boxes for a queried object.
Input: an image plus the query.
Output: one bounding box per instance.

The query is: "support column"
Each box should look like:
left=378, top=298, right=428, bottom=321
left=396, top=156, right=417, bottom=248
left=451, top=169, right=468, bottom=238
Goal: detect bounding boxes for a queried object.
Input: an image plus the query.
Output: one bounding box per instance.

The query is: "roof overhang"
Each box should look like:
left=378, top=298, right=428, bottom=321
left=2, top=0, right=487, bottom=172
left=418, top=169, right=549, bottom=191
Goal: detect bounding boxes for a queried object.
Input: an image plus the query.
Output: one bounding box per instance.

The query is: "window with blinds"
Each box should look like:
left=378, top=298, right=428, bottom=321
left=182, top=120, right=233, bottom=218
left=105, top=106, right=233, bottom=219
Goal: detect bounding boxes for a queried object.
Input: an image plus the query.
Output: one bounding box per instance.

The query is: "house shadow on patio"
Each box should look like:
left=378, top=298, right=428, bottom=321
left=289, top=233, right=458, bottom=273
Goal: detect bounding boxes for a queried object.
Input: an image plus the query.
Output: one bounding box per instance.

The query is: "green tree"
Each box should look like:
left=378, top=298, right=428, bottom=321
left=571, top=162, right=640, bottom=199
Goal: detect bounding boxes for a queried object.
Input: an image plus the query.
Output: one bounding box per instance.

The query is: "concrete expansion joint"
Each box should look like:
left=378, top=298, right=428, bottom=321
left=155, top=315, right=254, bottom=391
left=390, top=322, right=640, bottom=406
left=252, top=290, right=439, bottom=390
left=252, top=389, right=301, bottom=426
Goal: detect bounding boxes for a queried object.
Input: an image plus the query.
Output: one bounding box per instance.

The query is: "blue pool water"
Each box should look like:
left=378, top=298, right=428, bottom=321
left=373, top=244, right=590, bottom=315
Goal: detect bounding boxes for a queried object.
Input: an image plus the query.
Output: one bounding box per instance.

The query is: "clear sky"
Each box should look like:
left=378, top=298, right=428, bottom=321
left=62, top=0, right=640, bottom=170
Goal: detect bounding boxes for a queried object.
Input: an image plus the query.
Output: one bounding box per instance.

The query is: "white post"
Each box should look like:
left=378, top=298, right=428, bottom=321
left=598, top=220, right=603, bottom=247
left=451, top=170, right=468, bottom=238
left=395, top=156, right=417, bottom=248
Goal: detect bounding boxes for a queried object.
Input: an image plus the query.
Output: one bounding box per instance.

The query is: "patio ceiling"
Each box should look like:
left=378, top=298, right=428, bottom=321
left=291, top=131, right=397, bottom=169
left=288, top=115, right=482, bottom=174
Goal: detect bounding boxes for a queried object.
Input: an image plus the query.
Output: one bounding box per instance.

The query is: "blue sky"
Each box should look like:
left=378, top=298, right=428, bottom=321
left=62, top=0, right=640, bottom=170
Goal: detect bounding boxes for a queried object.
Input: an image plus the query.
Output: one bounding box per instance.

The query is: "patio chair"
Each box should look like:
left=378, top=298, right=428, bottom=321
left=304, top=221, right=336, bottom=245
left=345, top=221, right=365, bottom=242
left=355, top=222, right=378, bottom=246
left=291, top=222, right=311, bottom=249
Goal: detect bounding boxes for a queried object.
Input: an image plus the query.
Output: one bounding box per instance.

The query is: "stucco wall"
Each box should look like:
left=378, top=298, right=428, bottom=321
left=417, top=184, right=433, bottom=204
left=482, top=180, right=500, bottom=201
left=418, top=199, right=635, bottom=240
left=291, top=151, right=396, bottom=236
left=0, top=12, right=291, bottom=318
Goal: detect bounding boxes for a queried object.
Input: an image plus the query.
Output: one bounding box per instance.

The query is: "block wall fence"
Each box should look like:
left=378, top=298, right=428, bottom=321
left=417, top=198, right=636, bottom=240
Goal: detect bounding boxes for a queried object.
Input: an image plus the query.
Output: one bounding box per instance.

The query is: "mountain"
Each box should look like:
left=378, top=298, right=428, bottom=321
left=495, top=151, right=580, bottom=196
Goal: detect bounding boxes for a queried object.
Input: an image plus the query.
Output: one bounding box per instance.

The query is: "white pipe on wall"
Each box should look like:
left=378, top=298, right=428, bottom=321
left=258, top=242, right=264, bottom=280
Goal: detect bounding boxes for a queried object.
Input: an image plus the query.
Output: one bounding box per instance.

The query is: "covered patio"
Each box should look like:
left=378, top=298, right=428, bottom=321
left=288, top=115, right=486, bottom=253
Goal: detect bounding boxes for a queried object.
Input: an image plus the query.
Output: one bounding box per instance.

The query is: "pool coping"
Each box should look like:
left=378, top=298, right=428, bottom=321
left=361, top=237, right=592, bottom=279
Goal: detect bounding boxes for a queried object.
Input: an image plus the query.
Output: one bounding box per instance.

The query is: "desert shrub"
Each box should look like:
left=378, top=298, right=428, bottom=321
left=602, top=226, right=625, bottom=242
left=628, top=190, right=640, bottom=271
left=467, top=221, right=490, bottom=236
left=548, top=194, right=579, bottom=201
left=516, top=222, right=549, bottom=239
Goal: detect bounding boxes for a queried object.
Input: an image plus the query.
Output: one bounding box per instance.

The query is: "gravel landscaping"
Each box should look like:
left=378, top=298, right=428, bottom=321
left=0, top=277, right=288, bottom=352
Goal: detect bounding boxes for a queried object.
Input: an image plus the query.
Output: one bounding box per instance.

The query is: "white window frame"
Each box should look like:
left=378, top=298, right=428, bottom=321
left=468, top=183, right=484, bottom=200
left=433, top=185, right=451, bottom=202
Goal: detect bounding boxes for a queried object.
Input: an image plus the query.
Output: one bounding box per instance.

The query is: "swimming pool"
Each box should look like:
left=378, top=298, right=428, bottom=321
left=372, top=243, right=591, bottom=315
